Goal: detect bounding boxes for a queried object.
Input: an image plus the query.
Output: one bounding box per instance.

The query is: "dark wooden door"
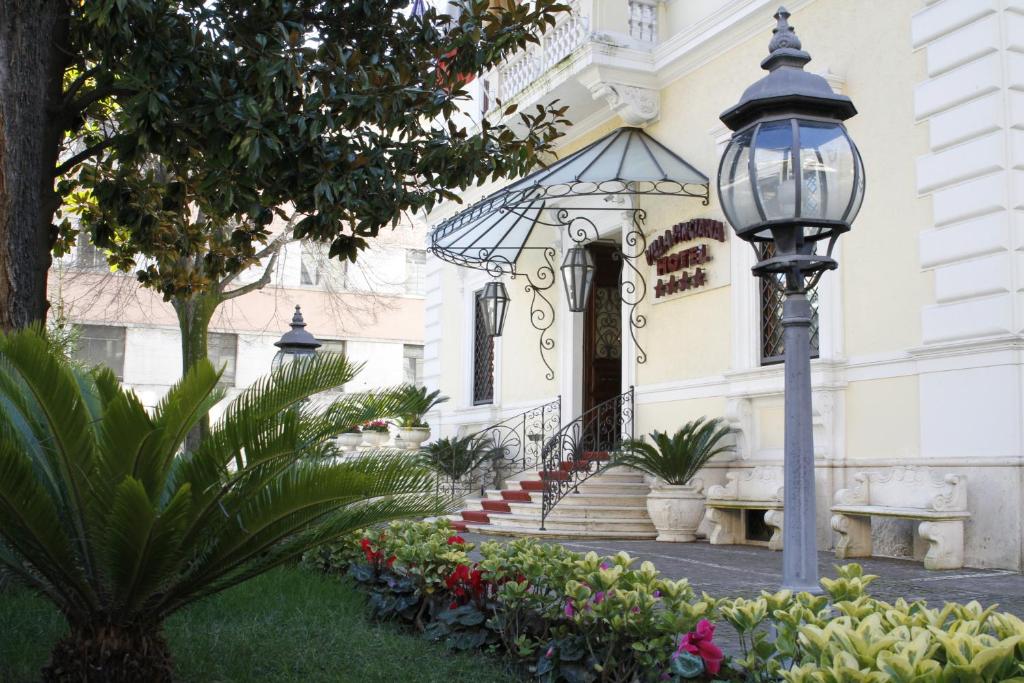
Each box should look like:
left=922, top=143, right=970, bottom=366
left=582, top=243, right=622, bottom=416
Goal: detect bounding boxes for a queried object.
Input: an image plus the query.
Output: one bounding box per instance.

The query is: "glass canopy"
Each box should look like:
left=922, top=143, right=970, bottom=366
left=429, top=127, right=710, bottom=274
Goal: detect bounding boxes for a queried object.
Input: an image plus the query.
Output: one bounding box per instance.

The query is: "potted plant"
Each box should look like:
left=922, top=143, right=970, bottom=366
left=395, top=385, right=449, bottom=449
left=419, top=435, right=500, bottom=483
left=611, top=417, right=733, bottom=542
left=338, top=425, right=362, bottom=451
left=361, top=420, right=391, bottom=447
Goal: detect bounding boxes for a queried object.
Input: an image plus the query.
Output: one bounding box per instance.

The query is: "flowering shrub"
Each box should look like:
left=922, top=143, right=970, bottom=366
left=303, top=523, right=1023, bottom=682
left=363, top=420, right=390, bottom=433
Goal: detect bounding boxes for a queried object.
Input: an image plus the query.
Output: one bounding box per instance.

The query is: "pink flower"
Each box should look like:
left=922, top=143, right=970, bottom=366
left=600, top=562, right=611, bottom=570
left=564, top=600, right=575, bottom=617
left=593, top=591, right=605, bottom=604
left=674, top=619, right=723, bottom=675
left=545, top=646, right=555, bottom=659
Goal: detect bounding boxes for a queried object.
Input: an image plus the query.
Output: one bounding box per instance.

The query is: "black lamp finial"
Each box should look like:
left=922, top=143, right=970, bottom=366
left=763, top=6, right=811, bottom=71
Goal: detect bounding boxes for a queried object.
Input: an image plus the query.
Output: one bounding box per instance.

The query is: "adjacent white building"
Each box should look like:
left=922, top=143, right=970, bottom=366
left=53, top=221, right=427, bottom=414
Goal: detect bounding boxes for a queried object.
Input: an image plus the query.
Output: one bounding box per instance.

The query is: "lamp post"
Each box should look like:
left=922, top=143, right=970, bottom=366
left=478, top=281, right=511, bottom=337
left=717, top=7, right=865, bottom=592
left=561, top=245, right=596, bottom=313
left=272, top=305, right=322, bottom=371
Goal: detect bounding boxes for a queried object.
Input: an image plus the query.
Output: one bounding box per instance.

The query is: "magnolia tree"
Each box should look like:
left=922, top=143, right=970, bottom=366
left=0, top=0, right=570, bottom=333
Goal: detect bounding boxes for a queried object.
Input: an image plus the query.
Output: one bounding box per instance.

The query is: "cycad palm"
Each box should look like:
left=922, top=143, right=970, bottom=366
left=611, top=418, right=733, bottom=485
left=0, top=328, right=445, bottom=682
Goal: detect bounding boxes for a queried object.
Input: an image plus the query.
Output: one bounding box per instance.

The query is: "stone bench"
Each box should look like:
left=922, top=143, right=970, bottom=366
left=830, top=466, right=969, bottom=570
left=706, top=466, right=784, bottom=551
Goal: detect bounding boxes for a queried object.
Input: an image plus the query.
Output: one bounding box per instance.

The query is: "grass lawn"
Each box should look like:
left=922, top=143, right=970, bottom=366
left=0, top=567, right=521, bottom=682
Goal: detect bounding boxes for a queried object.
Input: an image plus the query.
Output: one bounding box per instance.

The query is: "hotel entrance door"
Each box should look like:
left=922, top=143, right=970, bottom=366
left=582, top=243, right=622, bottom=416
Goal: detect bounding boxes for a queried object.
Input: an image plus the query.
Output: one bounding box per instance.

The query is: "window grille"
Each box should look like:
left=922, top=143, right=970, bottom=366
left=208, top=332, right=238, bottom=387
left=472, top=290, right=494, bottom=405
left=759, top=243, right=820, bottom=365
left=75, top=325, right=126, bottom=379
left=404, top=344, right=424, bottom=387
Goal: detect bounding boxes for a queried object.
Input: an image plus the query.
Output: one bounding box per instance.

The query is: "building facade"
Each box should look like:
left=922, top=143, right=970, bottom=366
left=424, top=0, right=1024, bottom=570
left=53, top=222, right=427, bottom=416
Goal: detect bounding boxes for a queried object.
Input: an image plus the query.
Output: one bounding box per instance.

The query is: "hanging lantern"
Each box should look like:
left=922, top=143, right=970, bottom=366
left=272, top=305, right=321, bottom=371
left=477, top=281, right=510, bottom=337
left=560, top=246, right=595, bottom=313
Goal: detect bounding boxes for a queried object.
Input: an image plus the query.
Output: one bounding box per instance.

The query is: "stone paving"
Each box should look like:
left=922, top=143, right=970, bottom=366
left=465, top=533, right=1024, bottom=653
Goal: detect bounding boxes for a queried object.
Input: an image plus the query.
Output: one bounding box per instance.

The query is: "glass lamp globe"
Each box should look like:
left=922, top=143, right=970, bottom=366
left=716, top=6, right=865, bottom=278
left=272, top=305, right=321, bottom=371
left=477, top=281, right=510, bottom=337
left=717, top=118, right=864, bottom=248
left=560, top=246, right=595, bottom=313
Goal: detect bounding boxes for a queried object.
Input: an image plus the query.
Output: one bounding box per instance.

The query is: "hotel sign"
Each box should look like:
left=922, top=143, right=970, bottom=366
left=646, top=219, right=727, bottom=299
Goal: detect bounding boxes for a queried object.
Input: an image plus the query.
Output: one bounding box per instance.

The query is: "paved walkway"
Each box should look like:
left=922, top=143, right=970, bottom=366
left=465, top=534, right=1024, bottom=613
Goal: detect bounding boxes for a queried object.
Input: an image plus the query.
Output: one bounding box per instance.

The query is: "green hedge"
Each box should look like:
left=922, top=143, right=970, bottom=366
left=301, top=520, right=1024, bottom=682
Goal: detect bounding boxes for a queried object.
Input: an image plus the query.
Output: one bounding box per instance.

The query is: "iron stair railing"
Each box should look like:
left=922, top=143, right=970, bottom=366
left=540, top=387, right=635, bottom=529
left=435, top=397, right=561, bottom=500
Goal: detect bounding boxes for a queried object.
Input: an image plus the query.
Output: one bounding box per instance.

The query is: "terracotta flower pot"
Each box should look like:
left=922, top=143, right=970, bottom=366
left=646, top=479, right=706, bottom=542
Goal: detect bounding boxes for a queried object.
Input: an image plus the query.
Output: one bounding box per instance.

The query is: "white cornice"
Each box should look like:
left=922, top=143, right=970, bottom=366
left=652, top=0, right=817, bottom=88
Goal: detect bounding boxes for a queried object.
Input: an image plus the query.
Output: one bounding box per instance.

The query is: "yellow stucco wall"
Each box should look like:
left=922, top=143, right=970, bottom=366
left=435, top=0, right=930, bottom=464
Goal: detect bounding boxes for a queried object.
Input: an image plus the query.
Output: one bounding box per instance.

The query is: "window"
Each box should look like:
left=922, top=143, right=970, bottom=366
left=300, top=241, right=346, bottom=288
left=405, top=249, right=426, bottom=295
left=472, top=290, right=494, bottom=405
left=208, top=332, right=237, bottom=387
left=75, top=325, right=126, bottom=379
left=404, top=344, right=424, bottom=387
left=759, top=243, right=820, bottom=365
left=75, top=232, right=107, bottom=270
left=320, top=339, right=346, bottom=357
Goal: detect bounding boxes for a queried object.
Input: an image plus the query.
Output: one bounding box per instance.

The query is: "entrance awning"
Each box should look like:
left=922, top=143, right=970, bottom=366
left=429, top=127, right=710, bottom=274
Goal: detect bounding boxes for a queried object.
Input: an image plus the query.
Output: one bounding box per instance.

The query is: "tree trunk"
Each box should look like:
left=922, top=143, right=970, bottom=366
left=0, top=2, right=70, bottom=331
left=42, top=621, right=174, bottom=683
left=174, top=293, right=220, bottom=452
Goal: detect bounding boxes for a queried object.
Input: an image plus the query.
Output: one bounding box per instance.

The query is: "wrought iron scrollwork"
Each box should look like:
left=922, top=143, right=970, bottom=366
left=539, top=387, right=634, bottom=529
left=617, top=209, right=649, bottom=364
left=514, top=248, right=558, bottom=381
left=434, top=397, right=562, bottom=500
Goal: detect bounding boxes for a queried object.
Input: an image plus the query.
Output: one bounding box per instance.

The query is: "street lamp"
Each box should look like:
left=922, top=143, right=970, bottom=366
left=717, top=7, right=865, bottom=592
left=272, top=305, right=322, bottom=371
left=478, top=281, right=511, bottom=337
left=561, top=246, right=595, bottom=313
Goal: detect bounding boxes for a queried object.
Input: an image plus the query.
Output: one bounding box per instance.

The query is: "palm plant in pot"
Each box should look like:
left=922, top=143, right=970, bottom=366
left=611, top=417, right=733, bottom=542
left=0, top=328, right=445, bottom=682
left=419, top=434, right=500, bottom=495
left=394, top=385, right=449, bottom=449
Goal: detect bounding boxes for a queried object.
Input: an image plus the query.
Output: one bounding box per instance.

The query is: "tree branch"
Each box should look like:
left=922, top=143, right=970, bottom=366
left=54, top=138, right=114, bottom=177
left=219, top=247, right=283, bottom=301
left=63, top=65, right=101, bottom=108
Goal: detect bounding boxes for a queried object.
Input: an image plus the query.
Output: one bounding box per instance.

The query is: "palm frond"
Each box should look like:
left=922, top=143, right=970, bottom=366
left=610, top=418, right=733, bottom=485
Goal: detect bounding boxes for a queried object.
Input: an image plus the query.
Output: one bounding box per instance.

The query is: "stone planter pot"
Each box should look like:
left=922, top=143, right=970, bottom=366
left=396, top=427, right=430, bottom=449
left=361, top=430, right=389, bottom=447
left=338, top=433, right=363, bottom=451
left=646, top=479, right=706, bottom=542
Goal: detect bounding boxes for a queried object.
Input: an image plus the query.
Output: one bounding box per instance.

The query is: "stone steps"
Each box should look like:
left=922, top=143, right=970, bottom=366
left=448, top=463, right=654, bottom=538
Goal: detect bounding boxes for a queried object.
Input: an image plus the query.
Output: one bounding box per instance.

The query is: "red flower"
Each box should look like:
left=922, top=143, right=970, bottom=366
left=386, top=555, right=397, bottom=568
left=447, top=535, right=466, bottom=545
left=674, top=619, right=723, bottom=675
